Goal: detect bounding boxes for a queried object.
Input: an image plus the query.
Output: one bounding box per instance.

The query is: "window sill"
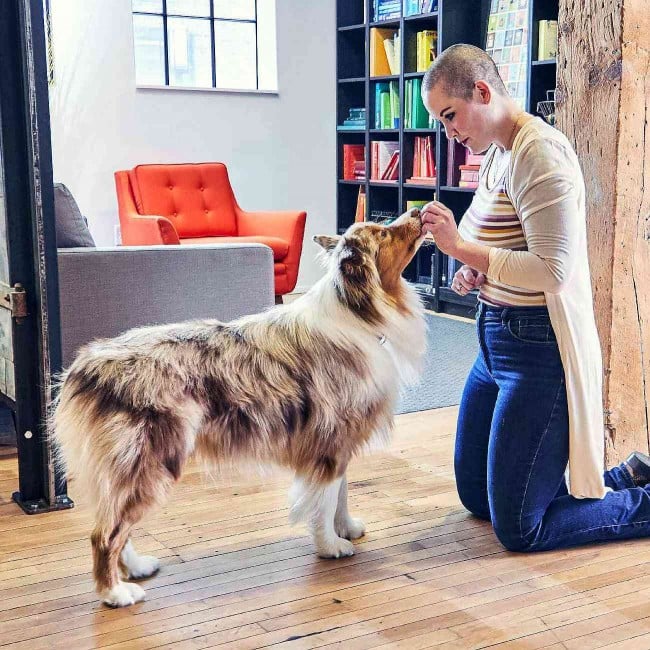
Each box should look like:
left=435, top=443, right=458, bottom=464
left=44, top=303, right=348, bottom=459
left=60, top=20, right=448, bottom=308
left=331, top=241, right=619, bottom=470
left=136, top=85, right=279, bottom=96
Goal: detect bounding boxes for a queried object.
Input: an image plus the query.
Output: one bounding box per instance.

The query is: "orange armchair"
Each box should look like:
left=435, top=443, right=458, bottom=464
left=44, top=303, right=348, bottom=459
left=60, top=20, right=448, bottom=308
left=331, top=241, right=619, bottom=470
left=114, top=163, right=306, bottom=297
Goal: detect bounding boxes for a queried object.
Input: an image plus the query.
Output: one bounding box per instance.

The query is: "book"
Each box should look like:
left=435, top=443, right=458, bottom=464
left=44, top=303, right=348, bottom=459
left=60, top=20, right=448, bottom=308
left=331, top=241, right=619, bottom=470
left=374, top=0, right=401, bottom=21
left=382, top=31, right=401, bottom=75
left=371, top=140, right=400, bottom=180
left=354, top=186, right=366, bottom=222
left=375, top=81, right=400, bottom=129
left=381, top=150, right=400, bottom=180
left=416, top=30, right=437, bottom=72
left=538, top=20, right=558, bottom=60
left=370, top=27, right=399, bottom=76
left=446, top=139, right=466, bottom=186
left=406, top=199, right=433, bottom=211
left=342, top=144, right=365, bottom=180
left=403, top=0, right=438, bottom=16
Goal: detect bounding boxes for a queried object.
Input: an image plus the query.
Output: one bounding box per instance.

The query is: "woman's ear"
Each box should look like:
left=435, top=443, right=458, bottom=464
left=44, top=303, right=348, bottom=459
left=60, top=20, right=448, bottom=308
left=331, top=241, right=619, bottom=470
left=312, top=234, right=341, bottom=252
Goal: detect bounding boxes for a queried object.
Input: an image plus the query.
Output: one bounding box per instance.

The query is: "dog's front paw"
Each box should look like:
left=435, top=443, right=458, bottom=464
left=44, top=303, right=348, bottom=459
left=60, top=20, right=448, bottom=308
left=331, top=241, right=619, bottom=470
left=345, top=517, right=366, bottom=540
left=127, top=554, right=160, bottom=579
left=317, top=536, right=355, bottom=559
left=100, top=581, right=146, bottom=608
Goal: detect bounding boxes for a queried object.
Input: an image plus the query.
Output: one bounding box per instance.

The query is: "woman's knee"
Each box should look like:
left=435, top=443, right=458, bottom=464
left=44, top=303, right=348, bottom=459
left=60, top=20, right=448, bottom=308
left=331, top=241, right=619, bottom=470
left=492, top=518, right=544, bottom=552
left=455, top=479, right=491, bottom=520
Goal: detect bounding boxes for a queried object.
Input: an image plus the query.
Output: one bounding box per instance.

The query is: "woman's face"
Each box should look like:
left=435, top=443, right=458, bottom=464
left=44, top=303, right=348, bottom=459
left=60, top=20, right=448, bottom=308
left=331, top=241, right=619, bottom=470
left=423, top=82, right=492, bottom=154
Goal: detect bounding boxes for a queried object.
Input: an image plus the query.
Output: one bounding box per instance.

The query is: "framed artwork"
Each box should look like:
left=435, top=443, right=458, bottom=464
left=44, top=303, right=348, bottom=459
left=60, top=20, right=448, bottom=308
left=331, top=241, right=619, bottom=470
left=485, top=0, right=529, bottom=108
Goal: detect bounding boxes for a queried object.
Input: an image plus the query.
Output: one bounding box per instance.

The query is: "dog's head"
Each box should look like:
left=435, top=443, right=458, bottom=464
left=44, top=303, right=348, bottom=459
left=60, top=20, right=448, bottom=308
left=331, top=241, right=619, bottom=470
left=313, top=208, right=425, bottom=324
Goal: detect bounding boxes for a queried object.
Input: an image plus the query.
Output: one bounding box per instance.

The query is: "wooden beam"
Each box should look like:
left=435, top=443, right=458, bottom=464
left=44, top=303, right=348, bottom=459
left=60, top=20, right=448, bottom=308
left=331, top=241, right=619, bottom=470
left=557, top=0, right=650, bottom=463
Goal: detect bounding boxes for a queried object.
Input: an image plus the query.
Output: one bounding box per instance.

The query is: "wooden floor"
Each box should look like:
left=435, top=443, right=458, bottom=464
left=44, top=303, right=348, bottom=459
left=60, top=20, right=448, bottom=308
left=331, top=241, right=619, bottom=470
left=1, top=407, right=650, bottom=649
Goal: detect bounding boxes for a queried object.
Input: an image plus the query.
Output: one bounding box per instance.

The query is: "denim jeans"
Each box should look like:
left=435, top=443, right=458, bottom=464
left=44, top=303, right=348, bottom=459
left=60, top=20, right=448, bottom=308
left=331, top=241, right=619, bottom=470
left=455, top=302, right=650, bottom=551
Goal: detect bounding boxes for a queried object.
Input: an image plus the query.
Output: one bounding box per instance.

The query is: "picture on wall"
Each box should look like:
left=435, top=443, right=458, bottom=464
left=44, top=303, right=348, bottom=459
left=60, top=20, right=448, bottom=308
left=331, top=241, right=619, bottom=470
left=485, top=0, right=530, bottom=109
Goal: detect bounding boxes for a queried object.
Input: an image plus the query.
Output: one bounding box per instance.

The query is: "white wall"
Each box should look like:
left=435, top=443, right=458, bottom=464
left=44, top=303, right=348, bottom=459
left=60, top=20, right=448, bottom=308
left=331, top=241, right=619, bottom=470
left=49, top=0, right=336, bottom=291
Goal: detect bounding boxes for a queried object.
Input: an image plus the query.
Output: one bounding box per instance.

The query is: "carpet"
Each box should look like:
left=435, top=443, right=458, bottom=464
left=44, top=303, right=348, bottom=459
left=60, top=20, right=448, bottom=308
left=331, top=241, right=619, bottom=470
left=396, top=313, right=478, bottom=415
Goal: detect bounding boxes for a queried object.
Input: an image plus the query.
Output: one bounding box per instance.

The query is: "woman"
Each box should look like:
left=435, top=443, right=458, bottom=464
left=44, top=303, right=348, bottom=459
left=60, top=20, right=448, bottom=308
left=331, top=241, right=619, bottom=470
left=420, top=43, right=650, bottom=551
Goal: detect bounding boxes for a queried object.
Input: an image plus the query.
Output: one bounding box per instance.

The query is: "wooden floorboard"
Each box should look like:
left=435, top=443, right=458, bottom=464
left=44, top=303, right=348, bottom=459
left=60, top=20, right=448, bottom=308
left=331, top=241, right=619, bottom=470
left=1, top=406, right=649, bottom=649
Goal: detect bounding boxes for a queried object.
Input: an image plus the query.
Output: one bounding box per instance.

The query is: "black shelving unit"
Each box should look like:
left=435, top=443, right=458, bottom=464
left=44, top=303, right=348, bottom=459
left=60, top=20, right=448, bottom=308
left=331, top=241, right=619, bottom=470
left=336, top=0, right=558, bottom=317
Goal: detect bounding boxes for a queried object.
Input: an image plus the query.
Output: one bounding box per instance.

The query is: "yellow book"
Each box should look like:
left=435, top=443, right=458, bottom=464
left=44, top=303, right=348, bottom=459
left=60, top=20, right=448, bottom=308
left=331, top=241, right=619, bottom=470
left=538, top=20, right=558, bottom=60
left=416, top=30, right=436, bottom=72
left=370, top=27, right=395, bottom=76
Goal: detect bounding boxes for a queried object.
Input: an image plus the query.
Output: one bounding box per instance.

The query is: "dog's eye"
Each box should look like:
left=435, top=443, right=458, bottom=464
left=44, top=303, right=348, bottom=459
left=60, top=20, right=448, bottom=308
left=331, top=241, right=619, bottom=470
left=380, top=230, right=389, bottom=239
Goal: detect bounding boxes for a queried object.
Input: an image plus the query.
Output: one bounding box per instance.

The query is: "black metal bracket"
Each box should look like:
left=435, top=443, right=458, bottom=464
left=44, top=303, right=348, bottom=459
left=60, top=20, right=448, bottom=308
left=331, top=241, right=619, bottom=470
left=12, top=492, right=74, bottom=515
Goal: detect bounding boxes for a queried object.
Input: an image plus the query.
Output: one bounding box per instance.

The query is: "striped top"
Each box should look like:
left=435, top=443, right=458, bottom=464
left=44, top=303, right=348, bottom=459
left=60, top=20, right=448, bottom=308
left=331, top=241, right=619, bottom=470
left=458, top=146, right=546, bottom=307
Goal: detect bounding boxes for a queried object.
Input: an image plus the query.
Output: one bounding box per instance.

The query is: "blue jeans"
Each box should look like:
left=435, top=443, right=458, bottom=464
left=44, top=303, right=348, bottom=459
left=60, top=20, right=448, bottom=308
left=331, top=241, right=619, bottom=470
left=455, top=303, right=650, bottom=551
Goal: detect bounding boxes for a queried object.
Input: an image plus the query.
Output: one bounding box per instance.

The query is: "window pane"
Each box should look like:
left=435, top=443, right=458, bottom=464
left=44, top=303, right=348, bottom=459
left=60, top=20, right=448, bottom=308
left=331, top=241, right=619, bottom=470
left=168, top=18, right=212, bottom=87
left=214, top=20, right=257, bottom=89
left=133, top=14, right=165, bottom=85
left=213, top=0, right=255, bottom=20
left=132, top=0, right=162, bottom=13
left=166, top=0, right=210, bottom=17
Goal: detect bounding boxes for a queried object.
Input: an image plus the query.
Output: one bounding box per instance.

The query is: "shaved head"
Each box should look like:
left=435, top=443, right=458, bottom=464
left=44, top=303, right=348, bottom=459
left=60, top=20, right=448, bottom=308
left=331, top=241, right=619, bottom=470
left=422, top=43, right=508, bottom=100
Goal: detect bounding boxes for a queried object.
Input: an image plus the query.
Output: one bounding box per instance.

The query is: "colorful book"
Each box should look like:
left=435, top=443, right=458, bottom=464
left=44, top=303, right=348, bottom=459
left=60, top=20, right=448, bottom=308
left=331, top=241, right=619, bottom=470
left=370, top=27, right=398, bottom=76
left=538, top=20, right=558, bottom=60
left=355, top=186, right=366, bottom=222
left=342, top=144, right=365, bottom=180
left=416, top=30, right=437, bottom=72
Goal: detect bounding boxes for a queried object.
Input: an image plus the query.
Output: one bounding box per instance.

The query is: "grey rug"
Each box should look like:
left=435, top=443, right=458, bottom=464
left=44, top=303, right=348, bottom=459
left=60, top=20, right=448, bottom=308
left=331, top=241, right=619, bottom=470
left=396, top=313, right=478, bottom=415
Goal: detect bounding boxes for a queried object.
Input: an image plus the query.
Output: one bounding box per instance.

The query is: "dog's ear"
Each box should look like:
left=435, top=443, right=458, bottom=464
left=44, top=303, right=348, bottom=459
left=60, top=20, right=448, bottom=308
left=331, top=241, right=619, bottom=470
left=312, top=234, right=341, bottom=252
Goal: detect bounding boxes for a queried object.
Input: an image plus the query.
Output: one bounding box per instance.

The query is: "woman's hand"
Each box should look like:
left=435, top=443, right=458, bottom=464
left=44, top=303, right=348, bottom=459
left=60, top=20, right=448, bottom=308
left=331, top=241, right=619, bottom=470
left=451, top=265, right=485, bottom=296
left=420, top=201, right=463, bottom=255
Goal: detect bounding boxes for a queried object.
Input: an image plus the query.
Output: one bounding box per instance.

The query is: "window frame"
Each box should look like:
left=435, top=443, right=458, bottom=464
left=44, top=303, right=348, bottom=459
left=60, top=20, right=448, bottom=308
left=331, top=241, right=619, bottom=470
left=132, top=0, right=265, bottom=92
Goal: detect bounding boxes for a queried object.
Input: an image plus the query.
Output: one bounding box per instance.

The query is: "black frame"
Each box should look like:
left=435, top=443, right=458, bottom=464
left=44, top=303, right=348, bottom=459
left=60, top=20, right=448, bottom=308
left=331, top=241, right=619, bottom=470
left=133, top=0, right=261, bottom=90
left=0, top=0, right=72, bottom=514
left=335, top=0, right=558, bottom=318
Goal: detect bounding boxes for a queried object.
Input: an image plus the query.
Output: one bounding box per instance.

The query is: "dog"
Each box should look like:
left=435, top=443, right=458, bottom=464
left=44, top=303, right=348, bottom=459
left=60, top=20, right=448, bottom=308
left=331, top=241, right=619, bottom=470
left=50, top=208, right=427, bottom=607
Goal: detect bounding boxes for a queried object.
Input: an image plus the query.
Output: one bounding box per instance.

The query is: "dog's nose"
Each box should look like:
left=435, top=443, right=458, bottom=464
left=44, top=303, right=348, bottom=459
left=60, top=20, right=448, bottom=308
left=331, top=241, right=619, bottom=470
left=410, top=208, right=421, bottom=220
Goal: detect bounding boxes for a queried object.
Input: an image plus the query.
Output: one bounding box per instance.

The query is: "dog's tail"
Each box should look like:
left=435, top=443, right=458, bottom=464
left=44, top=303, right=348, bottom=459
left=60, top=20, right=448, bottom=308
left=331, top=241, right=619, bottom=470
left=48, top=358, right=133, bottom=514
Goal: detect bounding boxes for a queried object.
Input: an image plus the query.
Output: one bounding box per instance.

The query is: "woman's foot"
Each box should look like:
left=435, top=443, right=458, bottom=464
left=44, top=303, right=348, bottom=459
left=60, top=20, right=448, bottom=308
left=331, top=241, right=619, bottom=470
left=622, top=451, right=650, bottom=487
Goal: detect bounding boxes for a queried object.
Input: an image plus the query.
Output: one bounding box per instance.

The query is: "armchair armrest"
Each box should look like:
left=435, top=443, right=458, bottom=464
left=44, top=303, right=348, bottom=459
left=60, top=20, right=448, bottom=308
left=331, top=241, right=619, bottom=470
left=235, top=207, right=307, bottom=243
left=122, top=214, right=181, bottom=245
left=57, top=244, right=274, bottom=367
left=114, top=169, right=180, bottom=245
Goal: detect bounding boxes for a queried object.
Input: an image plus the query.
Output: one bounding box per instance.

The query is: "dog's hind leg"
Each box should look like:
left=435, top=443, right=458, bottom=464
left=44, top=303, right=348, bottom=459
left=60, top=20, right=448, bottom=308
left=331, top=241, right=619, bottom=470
left=334, top=474, right=366, bottom=541
left=92, top=518, right=146, bottom=608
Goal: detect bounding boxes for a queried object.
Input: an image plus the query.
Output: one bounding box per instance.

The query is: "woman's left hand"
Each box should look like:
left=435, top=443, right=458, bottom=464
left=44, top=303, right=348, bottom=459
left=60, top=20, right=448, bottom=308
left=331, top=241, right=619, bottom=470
left=420, top=201, right=463, bottom=256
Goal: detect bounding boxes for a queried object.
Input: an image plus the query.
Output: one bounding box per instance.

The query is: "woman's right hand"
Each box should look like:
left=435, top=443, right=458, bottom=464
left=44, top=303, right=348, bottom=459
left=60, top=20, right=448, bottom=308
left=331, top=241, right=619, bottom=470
left=451, top=265, right=485, bottom=296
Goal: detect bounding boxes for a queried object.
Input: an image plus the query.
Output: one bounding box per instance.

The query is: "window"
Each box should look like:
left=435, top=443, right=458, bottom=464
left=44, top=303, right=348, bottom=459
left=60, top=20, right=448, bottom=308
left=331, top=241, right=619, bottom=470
left=132, top=0, right=277, bottom=92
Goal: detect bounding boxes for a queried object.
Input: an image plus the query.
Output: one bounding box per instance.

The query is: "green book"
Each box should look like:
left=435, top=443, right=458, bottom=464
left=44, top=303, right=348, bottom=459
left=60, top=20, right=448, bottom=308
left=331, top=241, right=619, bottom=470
left=380, top=91, right=392, bottom=129
left=389, top=80, right=400, bottom=128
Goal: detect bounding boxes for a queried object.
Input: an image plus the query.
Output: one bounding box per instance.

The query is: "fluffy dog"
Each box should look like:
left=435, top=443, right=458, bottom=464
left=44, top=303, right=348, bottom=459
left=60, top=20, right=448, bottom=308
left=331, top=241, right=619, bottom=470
left=51, top=208, right=427, bottom=607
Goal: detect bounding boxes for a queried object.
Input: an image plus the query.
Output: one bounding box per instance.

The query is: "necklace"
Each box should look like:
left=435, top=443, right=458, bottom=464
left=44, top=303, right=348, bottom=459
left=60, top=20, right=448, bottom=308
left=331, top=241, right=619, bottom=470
left=505, top=111, right=526, bottom=151
left=486, top=112, right=526, bottom=189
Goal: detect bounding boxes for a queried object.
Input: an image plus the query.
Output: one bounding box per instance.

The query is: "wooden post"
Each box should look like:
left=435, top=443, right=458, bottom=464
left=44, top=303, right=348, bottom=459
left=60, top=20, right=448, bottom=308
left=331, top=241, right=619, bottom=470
left=556, top=1, right=650, bottom=464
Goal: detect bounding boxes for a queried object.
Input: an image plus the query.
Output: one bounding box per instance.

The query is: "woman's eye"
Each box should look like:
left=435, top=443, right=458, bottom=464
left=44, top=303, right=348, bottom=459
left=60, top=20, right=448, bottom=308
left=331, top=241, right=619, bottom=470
left=446, top=112, right=455, bottom=122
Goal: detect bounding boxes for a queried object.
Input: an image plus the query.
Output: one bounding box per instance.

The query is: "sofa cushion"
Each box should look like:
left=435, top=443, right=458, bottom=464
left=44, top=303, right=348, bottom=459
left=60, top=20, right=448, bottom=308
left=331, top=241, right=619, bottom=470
left=132, top=163, right=238, bottom=238
left=53, top=183, right=96, bottom=248
left=180, top=236, right=289, bottom=262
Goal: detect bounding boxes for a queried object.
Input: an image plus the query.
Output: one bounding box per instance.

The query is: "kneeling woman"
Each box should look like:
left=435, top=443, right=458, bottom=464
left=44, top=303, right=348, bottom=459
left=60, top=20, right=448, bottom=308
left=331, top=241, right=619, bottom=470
left=420, top=43, right=650, bottom=552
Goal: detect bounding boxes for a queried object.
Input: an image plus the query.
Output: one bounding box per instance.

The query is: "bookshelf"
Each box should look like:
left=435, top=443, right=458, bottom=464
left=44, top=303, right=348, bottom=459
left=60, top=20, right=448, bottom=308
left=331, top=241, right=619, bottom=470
left=336, top=0, right=559, bottom=316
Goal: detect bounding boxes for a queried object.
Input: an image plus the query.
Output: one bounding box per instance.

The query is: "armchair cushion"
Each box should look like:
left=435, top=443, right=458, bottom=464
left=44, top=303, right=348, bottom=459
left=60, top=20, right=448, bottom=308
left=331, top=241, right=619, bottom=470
left=179, top=236, right=289, bottom=261
left=53, top=183, right=96, bottom=248
left=131, top=163, right=238, bottom=238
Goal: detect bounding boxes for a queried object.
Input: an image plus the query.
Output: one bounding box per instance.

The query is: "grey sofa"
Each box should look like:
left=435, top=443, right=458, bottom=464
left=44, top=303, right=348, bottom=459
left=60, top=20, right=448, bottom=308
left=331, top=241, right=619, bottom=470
left=57, top=244, right=274, bottom=367
left=54, top=183, right=275, bottom=367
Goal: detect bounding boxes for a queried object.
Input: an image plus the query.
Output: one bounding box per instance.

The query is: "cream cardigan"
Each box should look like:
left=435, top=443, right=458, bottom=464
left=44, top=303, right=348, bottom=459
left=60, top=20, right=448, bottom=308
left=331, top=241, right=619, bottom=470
left=486, top=117, right=607, bottom=499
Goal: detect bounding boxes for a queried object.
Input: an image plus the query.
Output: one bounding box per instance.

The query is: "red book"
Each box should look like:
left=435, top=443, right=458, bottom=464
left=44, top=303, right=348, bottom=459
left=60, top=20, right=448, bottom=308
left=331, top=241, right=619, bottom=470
left=343, top=144, right=364, bottom=180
